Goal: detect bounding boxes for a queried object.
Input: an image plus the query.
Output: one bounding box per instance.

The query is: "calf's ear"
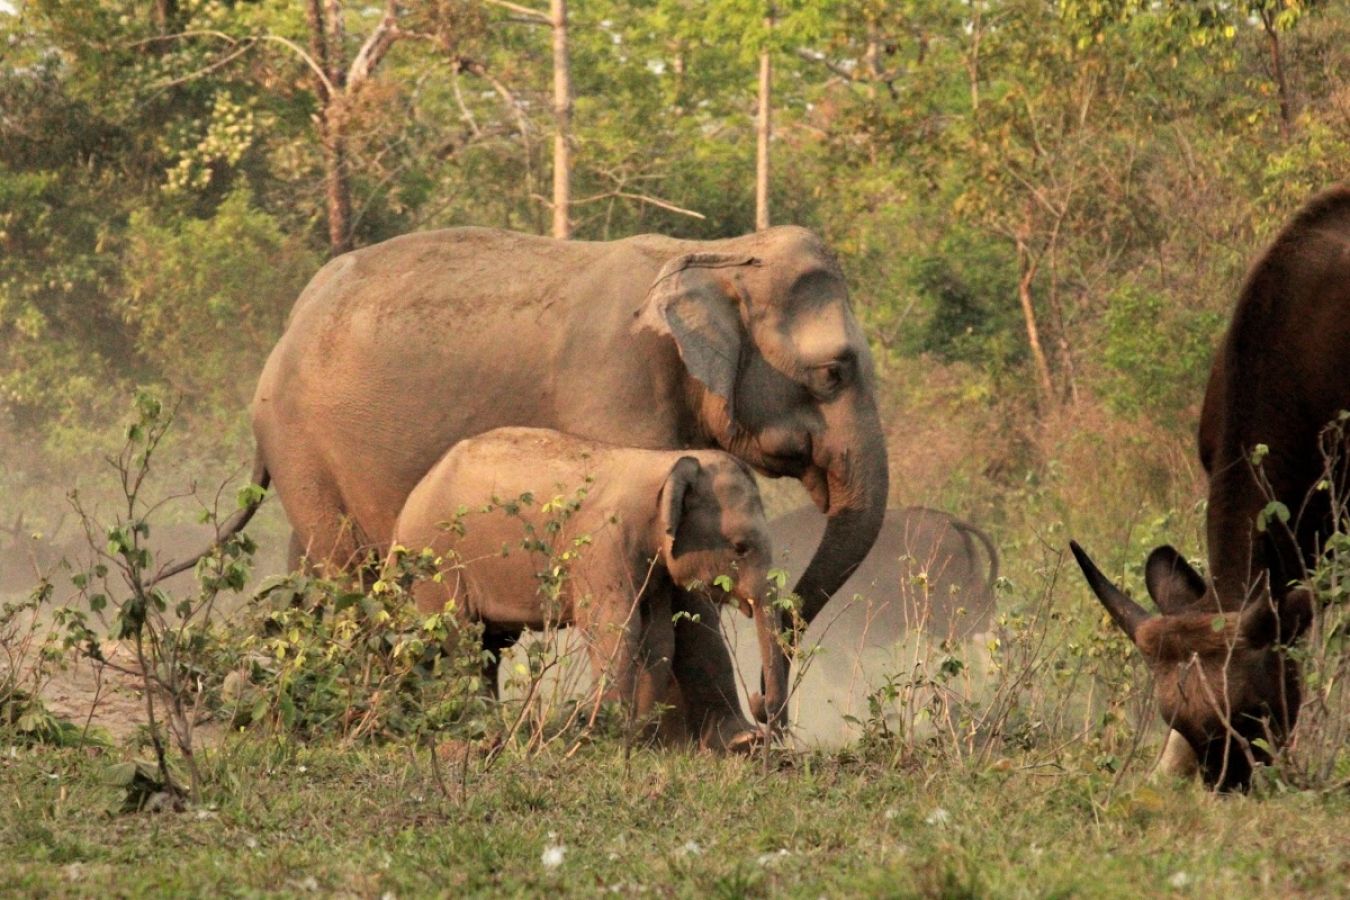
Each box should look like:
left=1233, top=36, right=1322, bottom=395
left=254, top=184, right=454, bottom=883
left=658, top=456, right=703, bottom=545
left=1144, top=546, right=1208, bottom=613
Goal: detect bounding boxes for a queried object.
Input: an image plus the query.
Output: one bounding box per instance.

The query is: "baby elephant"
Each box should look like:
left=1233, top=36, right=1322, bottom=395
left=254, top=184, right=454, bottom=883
left=391, top=427, right=788, bottom=753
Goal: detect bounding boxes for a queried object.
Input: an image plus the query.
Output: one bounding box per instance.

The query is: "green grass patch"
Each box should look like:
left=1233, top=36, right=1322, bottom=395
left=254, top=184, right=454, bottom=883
left=4, top=738, right=1348, bottom=897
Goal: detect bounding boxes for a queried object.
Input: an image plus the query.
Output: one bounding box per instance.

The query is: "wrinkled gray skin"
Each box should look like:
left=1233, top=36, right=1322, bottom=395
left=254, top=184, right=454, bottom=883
left=767, top=505, right=998, bottom=643
left=246, top=226, right=887, bottom=745
left=391, top=428, right=788, bottom=752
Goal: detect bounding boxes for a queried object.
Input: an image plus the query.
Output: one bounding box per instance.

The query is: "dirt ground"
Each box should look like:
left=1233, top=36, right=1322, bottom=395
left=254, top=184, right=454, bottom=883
left=33, top=643, right=225, bottom=747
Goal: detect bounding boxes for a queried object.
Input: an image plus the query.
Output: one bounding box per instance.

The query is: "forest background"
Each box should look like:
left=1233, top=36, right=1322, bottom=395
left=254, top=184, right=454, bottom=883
left=3, top=2, right=1350, bottom=893
left=1, top=0, right=1348, bottom=580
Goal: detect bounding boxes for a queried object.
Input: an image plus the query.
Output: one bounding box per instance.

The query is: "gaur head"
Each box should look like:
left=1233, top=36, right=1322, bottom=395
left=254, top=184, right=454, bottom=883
left=1071, top=542, right=1313, bottom=791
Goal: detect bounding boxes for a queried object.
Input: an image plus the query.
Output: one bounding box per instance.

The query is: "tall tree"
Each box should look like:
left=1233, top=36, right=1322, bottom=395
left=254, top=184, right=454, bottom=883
left=303, top=0, right=404, bottom=257
left=755, top=8, right=773, bottom=230
left=550, top=0, right=572, bottom=238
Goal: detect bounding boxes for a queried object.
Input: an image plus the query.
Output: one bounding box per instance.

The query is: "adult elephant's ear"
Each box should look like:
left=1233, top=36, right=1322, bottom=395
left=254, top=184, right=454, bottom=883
left=637, top=254, right=760, bottom=431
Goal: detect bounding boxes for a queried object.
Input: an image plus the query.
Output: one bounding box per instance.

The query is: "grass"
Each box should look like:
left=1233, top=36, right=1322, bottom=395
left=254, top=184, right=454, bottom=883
left=5, top=396, right=1349, bottom=897
left=4, top=736, right=1349, bottom=897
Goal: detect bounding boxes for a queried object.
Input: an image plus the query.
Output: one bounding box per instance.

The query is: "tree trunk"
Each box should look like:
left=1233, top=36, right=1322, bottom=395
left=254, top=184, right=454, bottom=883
left=1260, top=9, right=1292, bottom=139
left=1047, top=238, right=1079, bottom=406
left=755, top=14, right=773, bottom=232
left=551, top=0, right=572, bottom=239
left=305, top=0, right=353, bottom=257
left=1015, top=235, right=1054, bottom=408
left=323, top=128, right=354, bottom=256
left=966, top=0, right=982, bottom=114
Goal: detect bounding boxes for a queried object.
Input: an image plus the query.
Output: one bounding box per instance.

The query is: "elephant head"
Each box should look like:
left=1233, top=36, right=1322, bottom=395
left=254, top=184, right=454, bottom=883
left=1071, top=542, right=1313, bottom=790
left=638, top=227, right=890, bottom=636
left=657, top=455, right=789, bottom=730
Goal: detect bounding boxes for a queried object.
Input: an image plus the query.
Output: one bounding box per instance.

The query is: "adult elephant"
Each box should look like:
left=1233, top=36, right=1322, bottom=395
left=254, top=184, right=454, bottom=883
left=196, top=225, right=889, bottom=748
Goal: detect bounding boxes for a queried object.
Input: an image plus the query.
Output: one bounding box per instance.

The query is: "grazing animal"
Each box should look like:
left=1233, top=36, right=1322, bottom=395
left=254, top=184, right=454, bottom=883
left=390, top=428, right=788, bottom=752
left=1072, top=184, right=1350, bottom=790
left=724, top=505, right=998, bottom=741
left=169, top=225, right=888, bottom=746
left=767, top=505, right=998, bottom=643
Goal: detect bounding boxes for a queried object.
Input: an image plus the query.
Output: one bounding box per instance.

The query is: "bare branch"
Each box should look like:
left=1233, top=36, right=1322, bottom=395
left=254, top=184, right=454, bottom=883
left=260, top=33, right=337, bottom=99
left=794, top=47, right=903, bottom=88
left=482, top=0, right=549, bottom=22
left=347, top=8, right=402, bottom=90
left=572, top=190, right=706, bottom=220
left=150, top=39, right=257, bottom=91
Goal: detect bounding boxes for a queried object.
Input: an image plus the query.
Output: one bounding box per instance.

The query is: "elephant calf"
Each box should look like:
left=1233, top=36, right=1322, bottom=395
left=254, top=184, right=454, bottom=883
left=390, top=427, right=788, bottom=753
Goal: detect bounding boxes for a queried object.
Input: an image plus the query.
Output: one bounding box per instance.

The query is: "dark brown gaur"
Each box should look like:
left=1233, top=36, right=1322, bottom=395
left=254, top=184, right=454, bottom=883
left=1071, top=183, right=1350, bottom=791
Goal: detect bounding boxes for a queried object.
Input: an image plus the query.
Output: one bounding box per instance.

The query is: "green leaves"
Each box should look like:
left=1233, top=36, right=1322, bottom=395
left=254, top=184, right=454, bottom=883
left=1257, top=501, right=1291, bottom=533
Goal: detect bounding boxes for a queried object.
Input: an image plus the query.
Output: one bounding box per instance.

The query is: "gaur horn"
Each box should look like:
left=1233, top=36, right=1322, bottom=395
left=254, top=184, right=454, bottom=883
left=1069, top=541, right=1152, bottom=641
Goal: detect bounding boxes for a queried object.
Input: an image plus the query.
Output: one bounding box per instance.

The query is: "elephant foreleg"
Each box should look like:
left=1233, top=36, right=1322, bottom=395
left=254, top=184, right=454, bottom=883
left=670, top=589, right=760, bottom=753
left=577, top=595, right=644, bottom=718
left=631, top=590, right=677, bottom=743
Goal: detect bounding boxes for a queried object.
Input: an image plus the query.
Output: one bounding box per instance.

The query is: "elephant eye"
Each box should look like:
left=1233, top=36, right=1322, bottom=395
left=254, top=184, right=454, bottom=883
left=733, top=541, right=751, bottom=558
left=807, top=359, right=850, bottom=398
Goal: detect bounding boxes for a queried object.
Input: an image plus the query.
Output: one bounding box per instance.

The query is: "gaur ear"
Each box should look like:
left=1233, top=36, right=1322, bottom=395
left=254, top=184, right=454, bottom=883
left=659, top=456, right=702, bottom=541
left=1145, top=546, right=1209, bottom=614
left=1241, top=586, right=1315, bottom=648
left=638, top=254, right=758, bottom=424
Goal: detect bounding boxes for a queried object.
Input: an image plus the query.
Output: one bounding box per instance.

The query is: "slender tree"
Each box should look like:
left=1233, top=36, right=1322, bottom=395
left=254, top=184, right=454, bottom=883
left=304, top=0, right=404, bottom=257
left=755, top=8, right=773, bottom=231
left=550, top=0, right=572, bottom=238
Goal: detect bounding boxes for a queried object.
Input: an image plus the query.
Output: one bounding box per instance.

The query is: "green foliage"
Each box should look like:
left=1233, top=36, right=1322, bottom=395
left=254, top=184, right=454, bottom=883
left=1098, top=285, right=1222, bottom=417
left=238, top=569, right=490, bottom=743
left=118, top=190, right=319, bottom=412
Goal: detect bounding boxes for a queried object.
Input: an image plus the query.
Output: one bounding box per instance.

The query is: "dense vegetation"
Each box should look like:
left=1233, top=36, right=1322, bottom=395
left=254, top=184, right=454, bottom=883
left=3, top=0, right=1349, bottom=894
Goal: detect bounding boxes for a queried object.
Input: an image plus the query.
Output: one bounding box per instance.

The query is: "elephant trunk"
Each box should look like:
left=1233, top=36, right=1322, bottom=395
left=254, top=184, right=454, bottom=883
left=748, top=575, right=790, bottom=731
left=792, top=399, right=890, bottom=630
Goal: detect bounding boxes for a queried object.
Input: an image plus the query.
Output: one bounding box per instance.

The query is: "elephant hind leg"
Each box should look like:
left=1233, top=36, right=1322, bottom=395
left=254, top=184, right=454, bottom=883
left=273, top=464, right=377, bottom=581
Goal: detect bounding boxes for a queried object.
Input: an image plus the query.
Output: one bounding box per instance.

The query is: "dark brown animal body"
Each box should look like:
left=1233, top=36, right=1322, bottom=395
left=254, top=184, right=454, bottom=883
left=1073, top=184, right=1350, bottom=790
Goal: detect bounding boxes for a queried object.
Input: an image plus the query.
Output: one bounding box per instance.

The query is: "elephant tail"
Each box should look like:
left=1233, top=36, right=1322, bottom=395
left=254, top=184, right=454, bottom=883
left=950, top=518, right=999, bottom=595
left=148, top=450, right=271, bottom=587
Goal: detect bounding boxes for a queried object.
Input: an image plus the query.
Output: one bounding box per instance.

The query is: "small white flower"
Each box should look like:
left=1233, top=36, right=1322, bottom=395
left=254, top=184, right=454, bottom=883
left=884, top=808, right=899, bottom=820
left=756, top=848, right=790, bottom=867
left=541, top=844, right=566, bottom=869
left=297, top=765, right=308, bottom=774
left=925, top=807, right=951, bottom=827
left=1169, top=871, right=1190, bottom=889
left=680, top=840, right=703, bottom=856
left=245, top=836, right=259, bottom=850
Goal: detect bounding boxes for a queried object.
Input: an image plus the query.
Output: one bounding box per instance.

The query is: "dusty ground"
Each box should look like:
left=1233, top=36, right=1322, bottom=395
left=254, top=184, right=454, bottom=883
left=32, top=642, right=227, bottom=748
